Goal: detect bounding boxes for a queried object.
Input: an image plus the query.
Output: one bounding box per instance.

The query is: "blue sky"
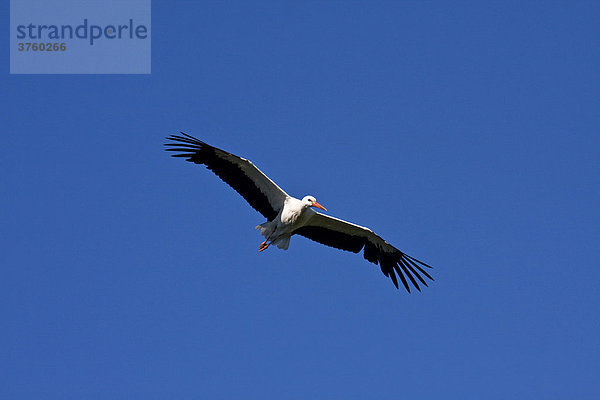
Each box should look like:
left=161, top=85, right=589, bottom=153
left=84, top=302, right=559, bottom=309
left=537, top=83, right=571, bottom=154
left=2, top=1, right=599, bottom=399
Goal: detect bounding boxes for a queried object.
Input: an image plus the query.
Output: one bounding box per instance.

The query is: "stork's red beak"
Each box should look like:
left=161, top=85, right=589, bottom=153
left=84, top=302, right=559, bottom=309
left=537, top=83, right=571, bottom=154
left=312, top=201, right=327, bottom=211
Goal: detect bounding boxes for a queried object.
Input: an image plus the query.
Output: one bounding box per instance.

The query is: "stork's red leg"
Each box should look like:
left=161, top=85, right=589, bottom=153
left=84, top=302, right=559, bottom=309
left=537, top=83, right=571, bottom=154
left=259, top=240, right=270, bottom=252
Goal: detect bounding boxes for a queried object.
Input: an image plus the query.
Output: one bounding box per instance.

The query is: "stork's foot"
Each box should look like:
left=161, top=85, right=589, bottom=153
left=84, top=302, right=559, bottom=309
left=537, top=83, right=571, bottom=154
left=259, top=240, right=270, bottom=252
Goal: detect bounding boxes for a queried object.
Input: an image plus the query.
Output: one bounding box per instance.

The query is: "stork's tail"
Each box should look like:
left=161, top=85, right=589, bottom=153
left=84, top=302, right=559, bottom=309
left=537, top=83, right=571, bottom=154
left=273, top=235, right=291, bottom=250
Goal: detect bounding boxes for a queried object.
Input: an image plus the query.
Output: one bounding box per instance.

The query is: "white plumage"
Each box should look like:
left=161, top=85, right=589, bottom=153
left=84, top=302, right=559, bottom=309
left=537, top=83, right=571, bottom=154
left=165, top=133, right=434, bottom=292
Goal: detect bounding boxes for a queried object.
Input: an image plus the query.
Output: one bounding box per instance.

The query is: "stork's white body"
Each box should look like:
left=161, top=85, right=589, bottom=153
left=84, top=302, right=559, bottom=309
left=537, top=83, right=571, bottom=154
left=256, top=196, right=316, bottom=250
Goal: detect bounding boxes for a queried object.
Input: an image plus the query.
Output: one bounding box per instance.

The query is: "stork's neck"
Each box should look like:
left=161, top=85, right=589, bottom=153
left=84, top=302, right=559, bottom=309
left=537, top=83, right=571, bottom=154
left=280, top=197, right=310, bottom=225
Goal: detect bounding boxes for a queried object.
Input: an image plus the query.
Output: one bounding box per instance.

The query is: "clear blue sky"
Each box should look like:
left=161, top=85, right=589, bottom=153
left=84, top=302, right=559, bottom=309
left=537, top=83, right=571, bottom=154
left=3, top=1, right=599, bottom=399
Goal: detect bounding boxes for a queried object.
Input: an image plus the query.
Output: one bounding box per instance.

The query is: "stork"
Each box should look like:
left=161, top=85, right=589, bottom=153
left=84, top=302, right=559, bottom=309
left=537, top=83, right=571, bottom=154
left=165, top=133, right=434, bottom=292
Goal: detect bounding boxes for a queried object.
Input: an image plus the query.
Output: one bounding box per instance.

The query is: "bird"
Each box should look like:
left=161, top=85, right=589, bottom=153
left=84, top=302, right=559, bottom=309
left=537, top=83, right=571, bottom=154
left=165, top=132, right=434, bottom=292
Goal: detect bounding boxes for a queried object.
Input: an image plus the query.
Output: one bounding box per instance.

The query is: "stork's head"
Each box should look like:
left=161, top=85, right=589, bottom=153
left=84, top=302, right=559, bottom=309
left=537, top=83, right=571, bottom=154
left=302, top=195, right=327, bottom=211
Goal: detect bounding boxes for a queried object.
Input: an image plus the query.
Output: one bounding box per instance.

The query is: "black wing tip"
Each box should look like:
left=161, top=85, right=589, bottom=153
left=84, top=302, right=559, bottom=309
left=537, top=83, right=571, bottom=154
left=404, top=253, right=434, bottom=269
left=164, top=133, right=211, bottom=162
left=388, top=268, right=400, bottom=290
left=365, top=246, right=434, bottom=293
left=397, top=261, right=420, bottom=292
left=400, top=258, right=428, bottom=289
left=403, top=256, right=435, bottom=282
left=164, top=132, right=206, bottom=147
left=387, top=263, right=410, bottom=293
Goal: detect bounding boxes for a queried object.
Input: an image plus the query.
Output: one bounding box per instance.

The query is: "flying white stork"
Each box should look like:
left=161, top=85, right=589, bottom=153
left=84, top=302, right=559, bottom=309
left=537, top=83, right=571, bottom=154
left=165, top=133, right=434, bottom=292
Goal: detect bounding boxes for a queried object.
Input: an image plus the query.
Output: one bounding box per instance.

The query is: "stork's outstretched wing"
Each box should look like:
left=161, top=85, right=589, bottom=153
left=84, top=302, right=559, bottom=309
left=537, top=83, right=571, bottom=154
left=165, top=133, right=289, bottom=220
left=294, top=212, right=434, bottom=292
